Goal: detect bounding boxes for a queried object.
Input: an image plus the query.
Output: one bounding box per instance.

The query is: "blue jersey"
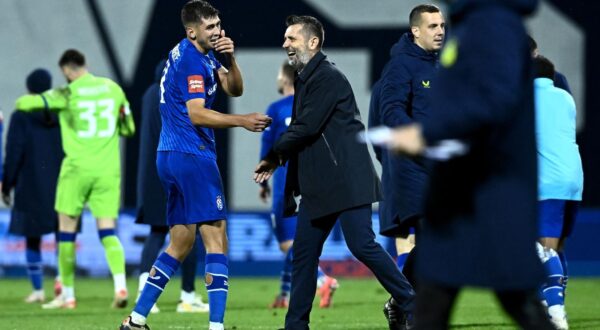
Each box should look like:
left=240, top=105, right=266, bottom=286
left=260, top=95, right=293, bottom=201
left=158, top=38, right=222, bottom=159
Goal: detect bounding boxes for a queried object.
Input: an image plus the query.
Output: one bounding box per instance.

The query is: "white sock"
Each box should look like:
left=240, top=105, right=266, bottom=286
left=138, top=272, right=149, bottom=293
left=180, top=290, right=195, bottom=303
left=209, top=322, right=224, bottom=330
left=63, top=286, right=75, bottom=299
left=114, top=273, right=127, bottom=292
left=33, top=289, right=44, bottom=296
left=130, top=311, right=146, bottom=325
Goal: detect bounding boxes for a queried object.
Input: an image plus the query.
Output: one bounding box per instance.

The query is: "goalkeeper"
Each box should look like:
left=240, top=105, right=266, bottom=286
left=15, top=49, right=135, bottom=310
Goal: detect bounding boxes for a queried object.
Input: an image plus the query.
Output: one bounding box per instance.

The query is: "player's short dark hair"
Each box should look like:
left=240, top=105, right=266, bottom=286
left=409, top=4, right=441, bottom=27
left=281, top=60, right=295, bottom=80
left=528, top=35, right=538, bottom=53
left=181, top=0, right=219, bottom=27
left=534, top=55, right=555, bottom=80
left=286, top=15, right=325, bottom=49
left=58, top=49, right=86, bottom=68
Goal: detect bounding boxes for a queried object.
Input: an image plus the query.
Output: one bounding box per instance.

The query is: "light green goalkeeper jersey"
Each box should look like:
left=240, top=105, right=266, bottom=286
left=15, top=73, right=135, bottom=175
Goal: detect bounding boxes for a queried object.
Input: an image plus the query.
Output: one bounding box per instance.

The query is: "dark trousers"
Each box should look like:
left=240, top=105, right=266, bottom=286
left=285, top=204, right=415, bottom=330
left=415, top=282, right=555, bottom=330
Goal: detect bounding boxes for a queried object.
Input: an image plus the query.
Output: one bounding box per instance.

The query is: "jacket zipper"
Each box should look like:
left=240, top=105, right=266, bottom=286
left=322, top=133, right=338, bottom=166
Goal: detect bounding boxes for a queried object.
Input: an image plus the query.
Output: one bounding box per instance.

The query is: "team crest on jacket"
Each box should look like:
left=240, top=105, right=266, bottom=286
left=216, top=195, right=224, bottom=211
left=422, top=80, right=431, bottom=88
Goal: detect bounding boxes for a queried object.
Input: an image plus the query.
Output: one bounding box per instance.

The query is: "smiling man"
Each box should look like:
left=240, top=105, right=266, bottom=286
left=120, top=1, right=271, bottom=330
left=255, top=15, right=415, bottom=330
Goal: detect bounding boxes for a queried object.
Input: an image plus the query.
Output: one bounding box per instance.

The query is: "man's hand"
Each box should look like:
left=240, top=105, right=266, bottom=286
left=242, top=113, right=272, bottom=132
left=215, top=30, right=235, bottom=55
left=259, top=185, right=271, bottom=204
left=388, top=124, right=426, bottom=156
left=254, top=159, right=278, bottom=183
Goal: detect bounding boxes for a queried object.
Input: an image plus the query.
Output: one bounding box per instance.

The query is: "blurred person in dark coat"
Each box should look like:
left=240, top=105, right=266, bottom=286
left=135, top=60, right=208, bottom=313
left=383, top=0, right=555, bottom=328
left=3, top=68, right=63, bottom=304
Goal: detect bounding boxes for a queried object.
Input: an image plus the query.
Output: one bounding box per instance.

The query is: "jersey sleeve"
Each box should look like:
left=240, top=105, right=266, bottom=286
left=176, top=54, right=210, bottom=103
left=15, top=87, right=68, bottom=112
left=260, top=103, right=278, bottom=160
left=118, top=91, right=136, bottom=137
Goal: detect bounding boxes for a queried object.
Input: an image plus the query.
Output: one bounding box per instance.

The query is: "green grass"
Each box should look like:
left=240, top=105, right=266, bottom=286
left=0, top=277, right=599, bottom=329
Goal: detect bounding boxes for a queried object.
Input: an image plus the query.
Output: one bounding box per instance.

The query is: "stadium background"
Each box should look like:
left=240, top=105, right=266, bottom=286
left=0, top=0, right=598, bottom=277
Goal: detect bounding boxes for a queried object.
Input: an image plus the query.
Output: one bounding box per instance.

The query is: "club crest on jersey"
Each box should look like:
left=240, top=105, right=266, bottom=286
left=188, top=75, right=205, bottom=93
left=216, top=195, right=224, bottom=211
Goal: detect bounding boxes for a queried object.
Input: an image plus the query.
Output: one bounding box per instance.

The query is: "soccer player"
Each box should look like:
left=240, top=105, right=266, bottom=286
left=258, top=61, right=338, bottom=309
left=15, top=49, right=135, bottom=309
left=120, top=1, right=271, bottom=330
left=3, top=69, right=63, bottom=304
left=534, top=55, right=583, bottom=330
left=135, top=59, right=208, bottom=314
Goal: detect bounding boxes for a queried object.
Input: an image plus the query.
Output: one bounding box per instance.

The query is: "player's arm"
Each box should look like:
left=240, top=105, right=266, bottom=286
left=215, top=30, right=243, bottom=97
left=118, top=97, right=136, bottom=137
left=187, top=98, right=269, bottom=131
left=15, top=88, right=67, bottom=112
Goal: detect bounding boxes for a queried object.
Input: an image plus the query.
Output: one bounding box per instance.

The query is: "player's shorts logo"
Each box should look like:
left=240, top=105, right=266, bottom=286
left=188, top=75, right=205, bottom=93
left=216, top=195, right=224, bottom=211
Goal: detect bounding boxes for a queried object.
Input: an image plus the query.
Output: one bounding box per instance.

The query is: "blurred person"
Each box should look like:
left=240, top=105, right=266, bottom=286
left=374, top=3, right=445, bottom=277
left=528, top=36, right=571, bottom=93
left=258, top=60, right=337, bottom=309
left=120, top=1, right=270, bottom=329
left=533, top=55, right=583, bottom=330
left=135, top=59, right=209, bottom=314
left=382, top=0, right=556, bottom=328
left=254, top=15, right=415, bottom=330
left=3, top=69, right=63, bottom=303
left=15, top=49, right=136, bottom=310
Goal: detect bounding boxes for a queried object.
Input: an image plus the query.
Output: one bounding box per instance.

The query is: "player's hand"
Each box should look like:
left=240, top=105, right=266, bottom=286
left=259, top=185, right=271, bottom=204
left=242, top=113, right=272, bottom=132
left=254, top=159, right=277, bottom=183
left=215, top=30, right=235, bottom=55
left=388, top=124, right=426, bottom=156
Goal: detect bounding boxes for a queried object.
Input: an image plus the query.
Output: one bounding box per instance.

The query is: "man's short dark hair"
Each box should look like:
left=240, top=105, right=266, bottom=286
left=528, top=35, right=538, bottom=53
left=181, top=0, right=219, bottom=27
left=534, top=55, right=555, bottom=80
left=286, top=15, right=325, bottom=48
left=409, top=4, right=441, bottom=27
left=58, top=49, right=85, bottom=68
left=281, top=60, right=295, bottom=81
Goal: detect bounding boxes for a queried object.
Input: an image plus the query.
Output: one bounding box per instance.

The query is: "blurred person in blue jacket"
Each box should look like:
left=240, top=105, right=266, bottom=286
left=384, top=0, right=555, bottom=328
left=372, top=4, right=445, bottom=280
left=258, top=61, right=338, bottom=309
left=2, top=69, right=63, bottom=304
left=533, top=55, right=583, bottom=330
left=135, top=59, right=208, bottom=314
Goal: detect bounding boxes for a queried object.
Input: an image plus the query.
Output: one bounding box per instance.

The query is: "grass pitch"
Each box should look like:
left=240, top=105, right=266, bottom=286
left=0, top=277, right=599, bottom=329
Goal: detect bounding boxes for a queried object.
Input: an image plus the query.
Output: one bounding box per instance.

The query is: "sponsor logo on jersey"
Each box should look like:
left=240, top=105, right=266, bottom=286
left=207, top=83, right=217, bottom=96
left=422, top=80, right=431, bottom=88
left=188, top=75, right=205, bottom=93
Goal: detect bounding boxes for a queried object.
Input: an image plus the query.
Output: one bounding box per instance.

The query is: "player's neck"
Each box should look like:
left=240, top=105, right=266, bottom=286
left=189, top=37, right=210, bottom=55
left=282, top=87, right=294, bottom=97
left=68, top=70, right=88, bottom=83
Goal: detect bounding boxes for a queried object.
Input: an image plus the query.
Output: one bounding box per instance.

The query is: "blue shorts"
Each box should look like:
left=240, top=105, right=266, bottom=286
left=157, top=151, right=227, bottom=226
left=271, top=194, right=297, bottom=243
left=538, top=199, right=579, bottom=238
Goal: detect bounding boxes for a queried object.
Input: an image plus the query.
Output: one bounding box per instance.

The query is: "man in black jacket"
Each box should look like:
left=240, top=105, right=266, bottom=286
left=254, top=15, right=415, bottom=330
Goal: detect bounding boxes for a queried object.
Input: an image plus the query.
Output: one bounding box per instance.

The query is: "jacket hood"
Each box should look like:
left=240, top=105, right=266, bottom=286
left=390, top=33, right=438, bottom=61
left=445, top=0, right=538, bottom=17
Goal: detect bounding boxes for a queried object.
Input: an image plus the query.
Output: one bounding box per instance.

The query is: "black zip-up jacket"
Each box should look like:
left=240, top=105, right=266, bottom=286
left=265, top=51, right=381, bottom=220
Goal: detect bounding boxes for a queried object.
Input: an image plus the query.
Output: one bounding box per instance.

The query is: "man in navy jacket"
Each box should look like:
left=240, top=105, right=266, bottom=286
left=385, top=0, right=555, bottom=328
left=373, top=5, right=445, bottom=278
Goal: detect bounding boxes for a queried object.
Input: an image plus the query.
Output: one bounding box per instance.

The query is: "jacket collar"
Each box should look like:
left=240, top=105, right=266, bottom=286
left=297, top=51, right=327, bottom=82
